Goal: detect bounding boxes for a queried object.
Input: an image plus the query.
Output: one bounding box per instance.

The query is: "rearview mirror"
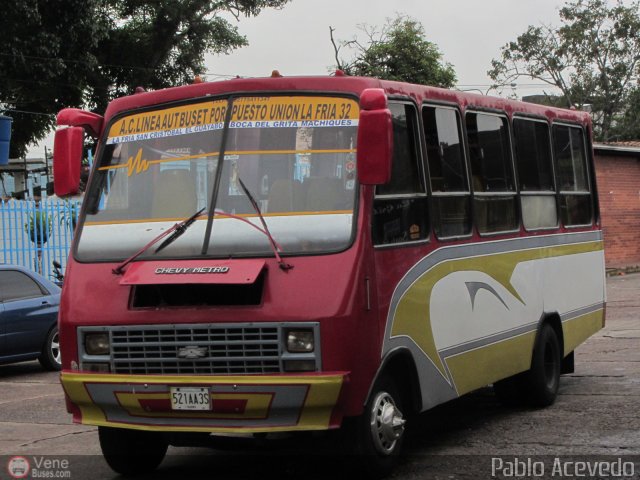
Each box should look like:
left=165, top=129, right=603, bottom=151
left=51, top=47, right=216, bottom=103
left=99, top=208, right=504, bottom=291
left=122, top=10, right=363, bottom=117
left=53, top=127, right=84, bottom=196
left=357, top=88, right=393, bottom=185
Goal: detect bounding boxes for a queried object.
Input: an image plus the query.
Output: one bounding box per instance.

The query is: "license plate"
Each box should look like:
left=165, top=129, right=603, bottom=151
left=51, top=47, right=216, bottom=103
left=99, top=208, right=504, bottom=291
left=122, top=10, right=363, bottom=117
left=170, top=387, right=211, bottom=411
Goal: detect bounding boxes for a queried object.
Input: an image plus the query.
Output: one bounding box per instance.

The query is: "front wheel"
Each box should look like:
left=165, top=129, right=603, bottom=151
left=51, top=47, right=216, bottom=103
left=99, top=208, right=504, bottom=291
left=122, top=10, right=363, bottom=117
left=38, top=326, right=61, bottom=371
left=99, top=426, right=168, bottom=476
left=352, top=375, right=407, bottom=478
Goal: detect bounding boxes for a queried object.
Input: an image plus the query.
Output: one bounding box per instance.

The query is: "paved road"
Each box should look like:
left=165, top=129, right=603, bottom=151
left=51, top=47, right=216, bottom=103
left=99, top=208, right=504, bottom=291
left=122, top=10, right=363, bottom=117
left=0, top=274, right=639, bottom=479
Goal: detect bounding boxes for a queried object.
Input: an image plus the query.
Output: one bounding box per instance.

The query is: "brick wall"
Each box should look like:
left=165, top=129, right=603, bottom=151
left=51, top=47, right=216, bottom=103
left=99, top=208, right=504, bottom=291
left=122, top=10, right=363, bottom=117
left=594, top=152, right=640, bottom=267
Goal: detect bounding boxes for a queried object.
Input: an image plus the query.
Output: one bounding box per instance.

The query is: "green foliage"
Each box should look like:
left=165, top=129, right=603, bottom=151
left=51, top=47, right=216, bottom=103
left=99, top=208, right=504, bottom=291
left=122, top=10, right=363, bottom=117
left=0, top=0, right=290, bottom=158
left=25, top=209, right=52, bottom=244
left=57, top=200, right=80, bottom=231
left=610, top=87, right=640, bottom=140
left=0, top=0, right=104, bottom=158
left=331, top=15, right=456, bottom=88
left=489, top=0, right=640, bottom=141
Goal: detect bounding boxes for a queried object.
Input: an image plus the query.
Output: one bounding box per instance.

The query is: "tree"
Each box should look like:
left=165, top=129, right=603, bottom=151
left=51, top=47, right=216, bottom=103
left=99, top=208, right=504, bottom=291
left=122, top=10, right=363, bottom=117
left=0, top=1, right=105, bottom=159
left=611, top=87, right=640, bottom=140
left=0, top=0, right=290, bottom=158
left=330, top=15, right=456, bottom=88
left=489, top=0, right=640, bottom=141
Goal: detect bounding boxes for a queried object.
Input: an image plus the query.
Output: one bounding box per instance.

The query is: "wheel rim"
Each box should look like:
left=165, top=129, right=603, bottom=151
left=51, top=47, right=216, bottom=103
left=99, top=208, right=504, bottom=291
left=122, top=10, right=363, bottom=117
left=51, top=331, right=61, bottom=365
left=543, top=339, right=559, bottom=389
left=369, top=391, right=406, bottom=455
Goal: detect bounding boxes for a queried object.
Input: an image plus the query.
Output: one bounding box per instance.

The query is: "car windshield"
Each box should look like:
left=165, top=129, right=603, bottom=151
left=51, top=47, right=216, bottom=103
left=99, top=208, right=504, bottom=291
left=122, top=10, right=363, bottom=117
left=76, top=95, right=359, bottom=261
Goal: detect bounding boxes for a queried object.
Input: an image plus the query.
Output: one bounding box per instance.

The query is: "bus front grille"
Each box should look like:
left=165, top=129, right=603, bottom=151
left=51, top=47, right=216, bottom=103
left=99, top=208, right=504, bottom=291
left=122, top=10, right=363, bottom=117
left=78, top=323, right=320, bottom=375
left=111, top=326, right=280, bottom=374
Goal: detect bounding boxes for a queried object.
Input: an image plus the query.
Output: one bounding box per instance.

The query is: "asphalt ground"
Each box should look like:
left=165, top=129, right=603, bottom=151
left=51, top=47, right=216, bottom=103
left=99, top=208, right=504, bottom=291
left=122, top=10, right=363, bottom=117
left=0, top=273, right=638, bottom=479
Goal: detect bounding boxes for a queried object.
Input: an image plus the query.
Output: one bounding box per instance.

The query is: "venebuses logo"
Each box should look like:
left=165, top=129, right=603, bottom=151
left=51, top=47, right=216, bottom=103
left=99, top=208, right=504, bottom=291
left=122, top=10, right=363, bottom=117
left=7, top=456, right=30, bottom=479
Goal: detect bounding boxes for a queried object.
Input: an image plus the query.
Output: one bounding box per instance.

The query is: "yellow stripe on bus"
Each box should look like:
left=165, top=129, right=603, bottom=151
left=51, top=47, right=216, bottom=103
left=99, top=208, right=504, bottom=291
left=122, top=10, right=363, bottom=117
left=61, top=372, right=345, bottom=433
left=390, top=241, right=604, bottom=381
left=98, top=148, right=356, bottom=173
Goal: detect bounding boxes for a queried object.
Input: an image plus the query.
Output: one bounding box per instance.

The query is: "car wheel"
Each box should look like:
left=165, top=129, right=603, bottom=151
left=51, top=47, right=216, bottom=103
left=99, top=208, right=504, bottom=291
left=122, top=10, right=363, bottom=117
left=38, top=325, right=62, bottom=371
left=99, top=426, right=168, bottom=475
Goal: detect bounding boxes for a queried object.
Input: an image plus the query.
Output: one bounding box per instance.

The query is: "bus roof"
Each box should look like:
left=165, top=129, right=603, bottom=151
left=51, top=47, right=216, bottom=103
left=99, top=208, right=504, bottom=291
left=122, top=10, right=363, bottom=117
left=104, top=74, right=591, bottom=128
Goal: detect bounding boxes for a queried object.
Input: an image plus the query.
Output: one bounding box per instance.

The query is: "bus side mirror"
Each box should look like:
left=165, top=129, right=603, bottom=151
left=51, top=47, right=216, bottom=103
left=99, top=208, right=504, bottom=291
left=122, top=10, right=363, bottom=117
left=53, top=127, right=84, bottom=196
left=53, top=108, right=104, bottom=197
left=57, top=108, right=103, bottom=138
left=357, top=88, right=393, bottom=185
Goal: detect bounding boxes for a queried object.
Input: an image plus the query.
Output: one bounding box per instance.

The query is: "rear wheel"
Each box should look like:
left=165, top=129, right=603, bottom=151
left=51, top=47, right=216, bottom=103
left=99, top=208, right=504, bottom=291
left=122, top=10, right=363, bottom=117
left=38, top=326, right=61, bottom=371
left=526, top=323, right=562, bottom=407
left=99, top=426, right=168, bottom=476
left=352, top=375, right=407, bottom=478
left=493, top=323, right=562, bottom=407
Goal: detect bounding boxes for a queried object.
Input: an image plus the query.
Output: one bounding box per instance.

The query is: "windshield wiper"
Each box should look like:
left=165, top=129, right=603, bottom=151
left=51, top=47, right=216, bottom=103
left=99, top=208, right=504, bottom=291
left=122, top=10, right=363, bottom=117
left=154, top=208, right=206, bottom=254
left=237, top=177, right=293, bottom=271
left=112, top=207, right=205, bottom=275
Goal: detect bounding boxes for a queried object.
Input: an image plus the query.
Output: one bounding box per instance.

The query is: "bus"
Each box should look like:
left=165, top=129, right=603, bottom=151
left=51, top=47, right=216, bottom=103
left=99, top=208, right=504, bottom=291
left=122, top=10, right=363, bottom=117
left=54, top=72, right=605, bottom=476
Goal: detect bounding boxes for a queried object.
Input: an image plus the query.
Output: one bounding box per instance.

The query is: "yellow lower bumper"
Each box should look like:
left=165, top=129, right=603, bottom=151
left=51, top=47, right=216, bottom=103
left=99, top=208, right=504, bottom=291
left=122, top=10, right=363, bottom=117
left=61, top=371, right=346, bottom=433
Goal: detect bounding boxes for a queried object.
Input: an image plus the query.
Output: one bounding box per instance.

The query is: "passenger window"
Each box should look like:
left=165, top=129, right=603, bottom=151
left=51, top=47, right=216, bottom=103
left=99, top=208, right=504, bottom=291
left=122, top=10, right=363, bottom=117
left=466, top=112, right=518, bottom=234
left=376, top=104, right=423, bottom=196
left=373, top=102, right=429, bottom=245
left=552, top=124, right=592, bottom=226
left=423, top=105, right=471, bottom=238
left=0, top=270, right=45, bottom=302
left=513, top=118, right=558, bottom=230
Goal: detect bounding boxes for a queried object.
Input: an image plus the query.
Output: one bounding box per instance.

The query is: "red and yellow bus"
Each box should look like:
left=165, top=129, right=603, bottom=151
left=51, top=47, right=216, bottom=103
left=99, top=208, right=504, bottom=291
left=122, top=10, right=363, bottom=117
left=54, top=73, right=605, bottom=475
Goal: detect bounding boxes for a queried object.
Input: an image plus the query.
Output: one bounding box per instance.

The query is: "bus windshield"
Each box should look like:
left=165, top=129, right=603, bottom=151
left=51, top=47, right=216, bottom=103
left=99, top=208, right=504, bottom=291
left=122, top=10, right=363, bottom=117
left=76, top=95, right=359, bottom=262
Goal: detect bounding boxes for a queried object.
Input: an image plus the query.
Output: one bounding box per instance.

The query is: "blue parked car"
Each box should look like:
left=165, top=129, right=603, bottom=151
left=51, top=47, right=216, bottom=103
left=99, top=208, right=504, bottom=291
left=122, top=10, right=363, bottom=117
left=0, top=264, right=61, bottom=370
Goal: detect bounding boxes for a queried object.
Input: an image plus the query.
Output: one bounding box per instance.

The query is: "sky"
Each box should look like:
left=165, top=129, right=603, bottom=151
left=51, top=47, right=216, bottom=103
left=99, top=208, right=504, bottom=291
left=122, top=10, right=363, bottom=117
left=204, top=0, right=571, bottom=91
left=29, top=0, right=572, bottom=158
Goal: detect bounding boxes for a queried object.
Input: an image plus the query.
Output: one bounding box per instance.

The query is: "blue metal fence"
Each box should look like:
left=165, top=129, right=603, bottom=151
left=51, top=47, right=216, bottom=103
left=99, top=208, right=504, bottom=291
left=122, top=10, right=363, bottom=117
left=0, top=198, right=80, bottom=281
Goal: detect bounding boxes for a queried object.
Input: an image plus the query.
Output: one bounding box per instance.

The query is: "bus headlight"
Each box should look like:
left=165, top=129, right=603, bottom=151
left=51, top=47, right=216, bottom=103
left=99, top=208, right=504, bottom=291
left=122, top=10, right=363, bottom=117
left=85, top=333, right=110, bottom=355
left=286, top=330, right=314, bottom=353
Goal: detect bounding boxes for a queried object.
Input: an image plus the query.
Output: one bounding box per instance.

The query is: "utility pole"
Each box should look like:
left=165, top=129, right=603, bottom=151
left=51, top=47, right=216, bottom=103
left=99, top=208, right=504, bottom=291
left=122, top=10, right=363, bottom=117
left=44, top=145, right=49, bottom=184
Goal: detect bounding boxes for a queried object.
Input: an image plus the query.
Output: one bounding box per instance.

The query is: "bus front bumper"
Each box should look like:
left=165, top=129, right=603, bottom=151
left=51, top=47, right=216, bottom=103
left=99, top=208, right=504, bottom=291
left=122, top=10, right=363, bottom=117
left=61, top=371, right=347, bottom=433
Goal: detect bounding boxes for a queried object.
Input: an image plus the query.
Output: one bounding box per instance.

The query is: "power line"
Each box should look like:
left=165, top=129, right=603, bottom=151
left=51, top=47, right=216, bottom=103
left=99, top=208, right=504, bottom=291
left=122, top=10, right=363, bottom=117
left=0, top=52, right=161, bottom=74
left=456, top=83, right=559, bottom=88
left=1, top=109, right=55, bottom=117
left=0, top=52, right=236, bottom=79
left=0, top=75, right=84, bottom=89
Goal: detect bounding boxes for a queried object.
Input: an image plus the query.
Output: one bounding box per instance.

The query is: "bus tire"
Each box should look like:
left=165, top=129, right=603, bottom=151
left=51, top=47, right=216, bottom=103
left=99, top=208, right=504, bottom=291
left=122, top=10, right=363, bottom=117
left=525, top=323, right=561, bottom=407
left=99, top=426, right=168, bottom=476
left=354, top=374, right=407, bottom=478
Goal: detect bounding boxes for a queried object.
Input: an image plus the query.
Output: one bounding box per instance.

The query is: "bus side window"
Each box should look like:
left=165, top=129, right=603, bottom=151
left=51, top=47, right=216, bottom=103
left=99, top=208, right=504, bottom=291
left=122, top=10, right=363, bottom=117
left=423, top=105, right=471, bottom=239
left=552, top=124, right=592, bottom=226
left=466, top=112, right=518, bottom=235
left=372, top=102, right=428, bottom=246
left=513, top=118, right=558, bottom=230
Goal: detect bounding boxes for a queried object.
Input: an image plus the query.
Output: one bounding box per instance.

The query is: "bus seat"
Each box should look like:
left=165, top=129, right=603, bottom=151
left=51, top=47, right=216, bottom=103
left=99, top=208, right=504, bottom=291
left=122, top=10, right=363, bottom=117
left=267, top=179, right=305, bottom=213
left=151, top=169, right=197, bottom=218
left=305, top=177, right=346, bottom=212
left=472, top=175, right=486, bottom=192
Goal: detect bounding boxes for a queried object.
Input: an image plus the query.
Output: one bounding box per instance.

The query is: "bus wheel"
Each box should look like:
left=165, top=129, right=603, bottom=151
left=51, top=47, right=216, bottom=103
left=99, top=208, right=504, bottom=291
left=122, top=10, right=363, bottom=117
left=526, top=323, right=561, bottom=407
left=355, top=375, right=406, bottom=477
left=99, top=426, right=168, bottom=475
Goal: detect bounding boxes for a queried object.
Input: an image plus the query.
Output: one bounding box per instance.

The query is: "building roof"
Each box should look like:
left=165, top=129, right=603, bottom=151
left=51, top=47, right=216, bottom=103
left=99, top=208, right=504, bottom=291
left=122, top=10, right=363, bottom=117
left=594, top=142, right=640, bottom=157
